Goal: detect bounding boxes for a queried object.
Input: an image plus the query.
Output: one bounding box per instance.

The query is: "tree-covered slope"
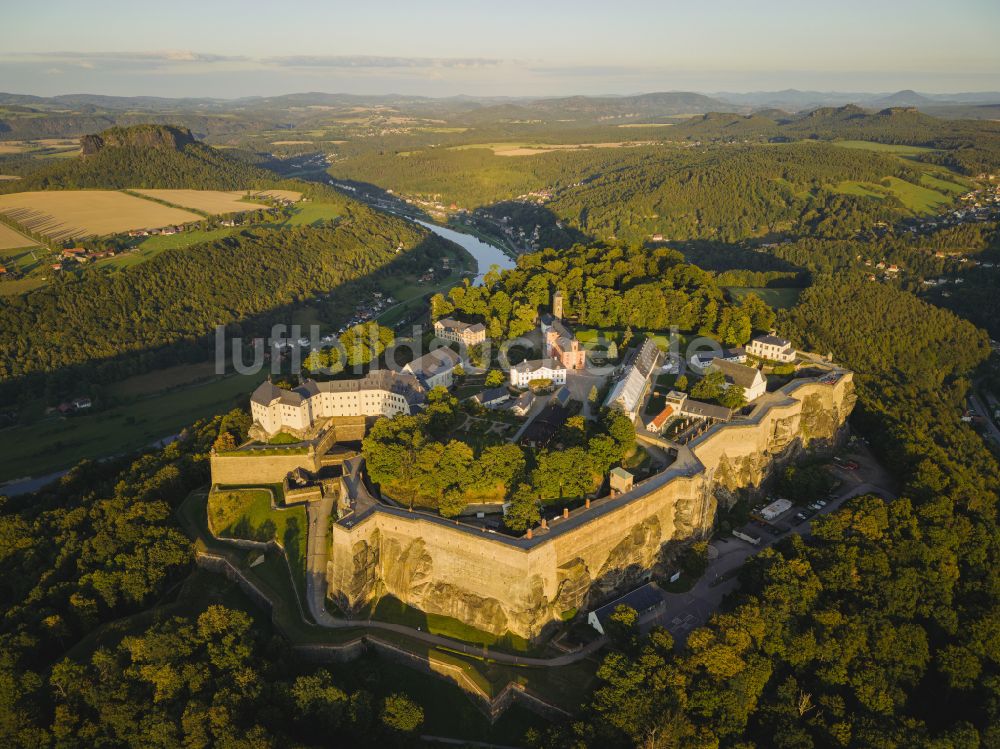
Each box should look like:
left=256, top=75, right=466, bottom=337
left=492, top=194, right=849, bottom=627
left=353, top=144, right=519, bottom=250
left=0, top=206, right=442, bottom=385
left=333, top=140, right=925, bottom=241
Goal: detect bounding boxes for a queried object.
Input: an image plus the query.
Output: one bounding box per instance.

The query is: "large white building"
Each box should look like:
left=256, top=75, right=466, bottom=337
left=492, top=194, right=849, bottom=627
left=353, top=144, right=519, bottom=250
left=510, top=358, right=567, bottom=388
left=433, top=318, right=487, bottom=347
left=250, top=370, right=426, bottom=437
left=747, top=333, right=796, bottom=363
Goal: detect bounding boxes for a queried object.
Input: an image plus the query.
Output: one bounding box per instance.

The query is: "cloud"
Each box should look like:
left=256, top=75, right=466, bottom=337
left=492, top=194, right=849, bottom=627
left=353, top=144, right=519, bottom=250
left=264, top=55, right=504, bottom=70
left=0, top=51, right=249, bottom=70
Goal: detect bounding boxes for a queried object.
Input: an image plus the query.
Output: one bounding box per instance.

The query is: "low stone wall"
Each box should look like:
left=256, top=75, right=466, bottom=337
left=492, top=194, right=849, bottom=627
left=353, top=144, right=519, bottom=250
left=328, top=371, right=856, bottom=641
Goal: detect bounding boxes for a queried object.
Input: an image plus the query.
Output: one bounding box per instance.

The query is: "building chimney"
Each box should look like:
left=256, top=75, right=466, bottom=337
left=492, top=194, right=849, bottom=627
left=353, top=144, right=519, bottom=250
left=585, top=498, right=591, bottom=509
left=541, top=517, right=548, bottom=530
left=526, top=527, right=533, bottom=539
left=563, top=507, right=569, bottom=519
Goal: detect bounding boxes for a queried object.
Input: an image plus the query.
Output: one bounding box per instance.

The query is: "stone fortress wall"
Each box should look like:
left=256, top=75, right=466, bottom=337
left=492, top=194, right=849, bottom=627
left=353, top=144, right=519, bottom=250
left=327, top=370, right=856, bottom=640
left=210, top=415, right=366, bottom=486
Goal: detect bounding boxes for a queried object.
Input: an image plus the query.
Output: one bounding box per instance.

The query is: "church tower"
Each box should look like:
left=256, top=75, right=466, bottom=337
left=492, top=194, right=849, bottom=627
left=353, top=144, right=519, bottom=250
left=552, top=290, right=564, bottom=320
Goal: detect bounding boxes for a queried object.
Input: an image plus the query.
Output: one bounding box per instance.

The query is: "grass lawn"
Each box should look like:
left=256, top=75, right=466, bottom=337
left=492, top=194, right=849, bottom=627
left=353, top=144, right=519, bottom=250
left=278, top=202, right=342, bottom=227
left=832, top=176, right=957, bottom=214
left=370, top=595, right=533, bottom=654
left=724, top=286, right=802, bottom=309
left=207, top=487, right=308, bottom=599
left=0, top=371, right=265, bottom=483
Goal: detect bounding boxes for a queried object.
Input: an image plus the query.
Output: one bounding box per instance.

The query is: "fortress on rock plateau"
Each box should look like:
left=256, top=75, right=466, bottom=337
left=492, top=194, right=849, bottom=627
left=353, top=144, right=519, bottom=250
left=323, top=368, right=855, bottom=641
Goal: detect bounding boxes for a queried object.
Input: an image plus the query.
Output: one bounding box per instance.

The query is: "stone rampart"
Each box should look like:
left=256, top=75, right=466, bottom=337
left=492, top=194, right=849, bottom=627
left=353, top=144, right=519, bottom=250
left=327, top=371, right=855, bottom=640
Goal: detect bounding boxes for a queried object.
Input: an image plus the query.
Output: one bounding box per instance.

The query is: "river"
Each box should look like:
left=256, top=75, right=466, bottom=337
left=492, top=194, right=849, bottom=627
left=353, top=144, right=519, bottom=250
left=414, top=220, right=515, bottom=285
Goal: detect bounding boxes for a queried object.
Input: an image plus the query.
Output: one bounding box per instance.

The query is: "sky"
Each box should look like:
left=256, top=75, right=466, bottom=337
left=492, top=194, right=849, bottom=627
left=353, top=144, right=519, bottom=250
left=1, top=0, right=998, bottom=98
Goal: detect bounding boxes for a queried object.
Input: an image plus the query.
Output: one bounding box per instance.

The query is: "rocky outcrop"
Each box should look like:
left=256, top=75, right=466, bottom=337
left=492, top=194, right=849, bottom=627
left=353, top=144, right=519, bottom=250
left=81, top=124, right=195, bottom=155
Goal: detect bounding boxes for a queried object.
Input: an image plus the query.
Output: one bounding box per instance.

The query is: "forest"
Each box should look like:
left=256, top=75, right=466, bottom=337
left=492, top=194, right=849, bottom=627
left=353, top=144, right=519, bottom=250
left=0, top=412, right=430, bottom=747
left=433, top=242, right=774, bottom=344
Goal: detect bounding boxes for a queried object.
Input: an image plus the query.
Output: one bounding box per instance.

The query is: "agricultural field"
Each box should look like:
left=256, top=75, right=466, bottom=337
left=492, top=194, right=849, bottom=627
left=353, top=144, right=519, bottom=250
left=254, top=189, right=302, bottom=201
left=0, top=138, right=80, bottom=157
left=0, top=222, right=37, bottom=250
left=133, top=189, right=267, bottom=214
left=449, top=140, right=656, bottom=157
left=832, top=176, right=960, bottom=214
left=0, top=190, right=200, bottom=241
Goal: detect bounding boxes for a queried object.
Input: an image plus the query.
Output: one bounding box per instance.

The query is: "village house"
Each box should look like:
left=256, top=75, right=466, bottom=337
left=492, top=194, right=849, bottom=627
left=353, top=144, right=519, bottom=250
left=510, top=358, right=567, bottom=388
left=708, top=359, right=768, bottom=403
left=691, top=347, right=746, bottom=368
left=588, top=583, right=664, bottom=635
left=433, top=317, right=488, bottom=347
left=403, top=347, right=463, bottom=390
left=511, top=390, right=536, bottom=416
left=645, top=404, right=675, bottom=433
left=471, top=387, right=510, bottom=408
left=519, top=401, right=570, bottom=448
left=746, top=332, right=796, bottom=363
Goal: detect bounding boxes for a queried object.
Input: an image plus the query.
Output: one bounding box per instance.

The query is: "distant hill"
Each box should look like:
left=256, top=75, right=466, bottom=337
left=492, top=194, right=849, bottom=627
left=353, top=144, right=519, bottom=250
left=1, top=125, right=277, bottom=192
left=715, top=89, right=1000, bottom=113
left=458, top=91, right=737, bottom=124
left=868, top=89, right=935, bottom=109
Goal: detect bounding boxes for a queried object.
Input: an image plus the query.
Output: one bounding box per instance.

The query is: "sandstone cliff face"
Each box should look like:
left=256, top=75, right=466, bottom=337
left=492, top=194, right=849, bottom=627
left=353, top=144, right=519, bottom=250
left=81, top=125, right=195, bottom=155
left=328, top=373, right=855, bottom=640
